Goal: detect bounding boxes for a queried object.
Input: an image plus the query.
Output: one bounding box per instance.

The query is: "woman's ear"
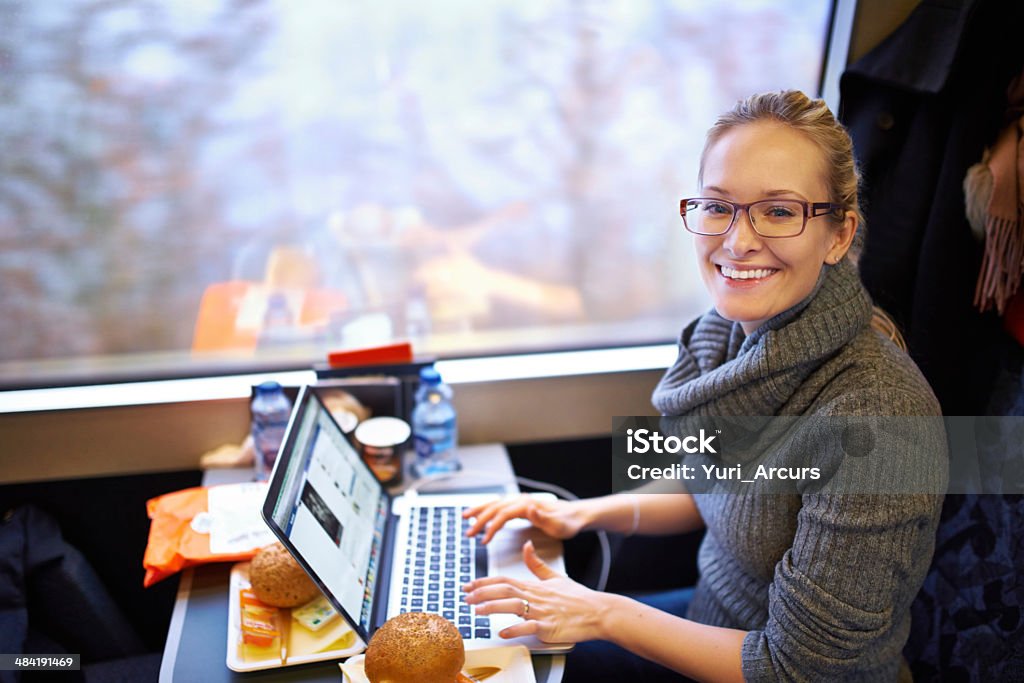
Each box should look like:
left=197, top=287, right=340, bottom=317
left=825, top=211, right=858, bottom=264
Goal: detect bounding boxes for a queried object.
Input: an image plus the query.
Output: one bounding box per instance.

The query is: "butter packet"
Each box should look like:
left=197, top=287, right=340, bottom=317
left=292, top=595, right=339, bottom=632
left=239, top=589, right=281, bottom=662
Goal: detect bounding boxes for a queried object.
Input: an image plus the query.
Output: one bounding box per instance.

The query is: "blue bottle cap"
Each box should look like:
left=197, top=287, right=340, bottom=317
left=419, top=367, right=441, bottom=384
left=256, top=380, right=283, bottom=394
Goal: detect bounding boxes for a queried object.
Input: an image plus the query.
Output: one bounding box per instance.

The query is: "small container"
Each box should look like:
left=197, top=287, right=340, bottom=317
left=354, top=417, right=411, bottom=486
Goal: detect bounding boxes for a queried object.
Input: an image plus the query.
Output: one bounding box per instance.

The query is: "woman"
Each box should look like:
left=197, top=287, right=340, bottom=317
left=461, top=91, right=945, bottom=682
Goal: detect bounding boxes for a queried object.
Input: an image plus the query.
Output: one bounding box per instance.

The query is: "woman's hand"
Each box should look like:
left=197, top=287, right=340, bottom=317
left=463, top=541, right=610, bottom=644
left=462, top=495, right=588, bottom=545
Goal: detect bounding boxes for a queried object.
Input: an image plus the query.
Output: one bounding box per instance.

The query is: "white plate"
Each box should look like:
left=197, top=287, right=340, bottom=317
left=340, top=644, right=534, bottom=683
left=226, top=562, right=366, bottom=672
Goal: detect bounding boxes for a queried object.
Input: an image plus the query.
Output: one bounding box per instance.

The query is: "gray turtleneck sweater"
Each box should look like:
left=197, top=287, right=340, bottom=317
left=651, top=259, right=945, bottom=682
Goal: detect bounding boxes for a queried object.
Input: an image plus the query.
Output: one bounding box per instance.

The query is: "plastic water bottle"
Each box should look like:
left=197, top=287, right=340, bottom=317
left=251, top=381, right=293, bottom=481
left=411, top=367, right=460, bottom=477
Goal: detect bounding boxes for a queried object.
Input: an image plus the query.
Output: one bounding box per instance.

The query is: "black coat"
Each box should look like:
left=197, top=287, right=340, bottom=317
left=839, top=0, right=1024, bottom=415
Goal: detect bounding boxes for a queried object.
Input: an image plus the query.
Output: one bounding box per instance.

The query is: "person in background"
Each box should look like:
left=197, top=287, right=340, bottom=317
left=462, top=90, right=946, bottom=682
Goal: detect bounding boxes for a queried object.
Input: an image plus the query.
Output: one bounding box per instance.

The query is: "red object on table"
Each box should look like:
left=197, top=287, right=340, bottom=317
left=326, top=342, right=414, bottom=369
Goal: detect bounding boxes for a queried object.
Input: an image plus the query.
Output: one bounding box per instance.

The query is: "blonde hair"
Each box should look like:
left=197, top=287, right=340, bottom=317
left=699, top=90, right=905, bottom=351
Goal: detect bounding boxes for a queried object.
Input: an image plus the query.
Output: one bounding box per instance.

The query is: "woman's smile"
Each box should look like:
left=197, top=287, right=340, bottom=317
left=716, top=264, right=781, bottom=285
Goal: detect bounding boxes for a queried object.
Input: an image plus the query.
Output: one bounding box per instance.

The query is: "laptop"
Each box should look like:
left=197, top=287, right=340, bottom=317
left=261, top=385, right=573, bottom=654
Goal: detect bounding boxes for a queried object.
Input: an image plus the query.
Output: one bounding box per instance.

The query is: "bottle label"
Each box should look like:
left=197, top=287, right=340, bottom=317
left=414, top=427, right=455, bottom=453
left=414, top=434, right=434, bottom=460
left=413, top=433, right=459, bottom=476
left=253, top=417, right=289, bottom=479
left=412, top=387, right=457, bottom=477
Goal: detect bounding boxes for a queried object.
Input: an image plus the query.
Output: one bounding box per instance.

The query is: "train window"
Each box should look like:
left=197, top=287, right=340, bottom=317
left=0, top=0, right=833, bottom=387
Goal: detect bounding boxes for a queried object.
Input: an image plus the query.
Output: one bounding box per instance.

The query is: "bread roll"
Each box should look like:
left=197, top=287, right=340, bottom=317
left=364, top=612, right=465, bottom=683
left=249, top=543, right=319, bottom=608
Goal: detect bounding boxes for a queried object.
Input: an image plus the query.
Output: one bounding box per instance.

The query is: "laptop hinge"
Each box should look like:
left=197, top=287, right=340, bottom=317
left=371, top=508, right=399, bottom=632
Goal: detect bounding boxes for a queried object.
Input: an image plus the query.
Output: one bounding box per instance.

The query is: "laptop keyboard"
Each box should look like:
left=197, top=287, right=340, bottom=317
left=398, top=505, right=490, bottom=639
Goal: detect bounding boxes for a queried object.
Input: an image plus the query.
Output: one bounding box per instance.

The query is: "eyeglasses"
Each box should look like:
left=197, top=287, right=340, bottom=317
left=679, top=197, right=845, bottom=238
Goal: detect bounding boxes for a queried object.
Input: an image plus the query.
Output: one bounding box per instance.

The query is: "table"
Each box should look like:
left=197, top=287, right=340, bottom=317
left=159, top=444, right=566, bottom=682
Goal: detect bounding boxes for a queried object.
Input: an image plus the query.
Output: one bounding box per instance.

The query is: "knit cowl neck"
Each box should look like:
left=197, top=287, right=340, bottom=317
left=651, top=258, right=873, bottom=417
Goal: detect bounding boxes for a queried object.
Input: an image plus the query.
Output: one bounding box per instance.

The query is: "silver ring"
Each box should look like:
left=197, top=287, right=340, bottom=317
left=521, top=599, right=530, bottom=618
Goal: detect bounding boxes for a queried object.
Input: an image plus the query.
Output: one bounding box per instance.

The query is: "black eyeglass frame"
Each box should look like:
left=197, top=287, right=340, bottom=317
left=679, top=197, right=846, bottom=237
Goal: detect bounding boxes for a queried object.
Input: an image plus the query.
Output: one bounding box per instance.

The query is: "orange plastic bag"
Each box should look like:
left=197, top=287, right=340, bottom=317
left=143, top=484, right=271, bottom=587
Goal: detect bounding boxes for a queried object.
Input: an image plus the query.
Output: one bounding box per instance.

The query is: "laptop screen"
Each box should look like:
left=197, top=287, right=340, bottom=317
left=266, top=388, right=389, bottom=634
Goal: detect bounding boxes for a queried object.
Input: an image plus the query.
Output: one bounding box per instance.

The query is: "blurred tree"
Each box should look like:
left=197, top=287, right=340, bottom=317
left=0, top=0, right=271, bottom=361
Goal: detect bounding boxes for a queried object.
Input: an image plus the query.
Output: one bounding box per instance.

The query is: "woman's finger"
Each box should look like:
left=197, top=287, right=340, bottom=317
left=523, top=540, right=561, bottom=580
left=498, top=619, right=542, bottom=640
left=462, top=500, right=506, bottom=536
left=461, top=502, right=488, bottom=519
left=463, top=497, right=526, bottom=538
left=464, top=582, right=526, bottom=604
left=462, top=574, right=527, bottom=592
left=465, top=497, right=510, bottom=520
left=471, top=597, right=531, bottom=618
left=479, top=505, right=529, bottom=544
